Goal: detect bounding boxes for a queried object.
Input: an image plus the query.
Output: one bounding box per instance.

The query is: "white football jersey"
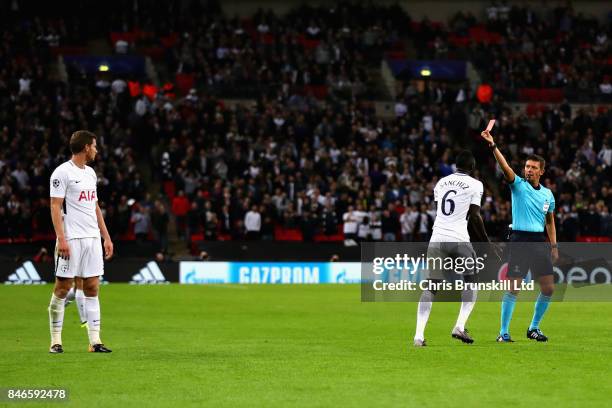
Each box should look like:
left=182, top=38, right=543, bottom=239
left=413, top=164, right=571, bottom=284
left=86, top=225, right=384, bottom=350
left=50, top=160, right=100, bottom=240
left=431, top=172, right=483, bottom=242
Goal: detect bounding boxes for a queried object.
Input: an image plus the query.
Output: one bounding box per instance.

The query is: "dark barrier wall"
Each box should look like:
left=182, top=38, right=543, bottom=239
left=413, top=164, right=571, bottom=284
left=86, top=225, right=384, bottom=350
left=195, top=241, right=360, bottom=261
left=1, top=241, right=158, bottom=261
left=2, top=259, right=178, bottom=284
left=0, top=241, right=360, bottom=262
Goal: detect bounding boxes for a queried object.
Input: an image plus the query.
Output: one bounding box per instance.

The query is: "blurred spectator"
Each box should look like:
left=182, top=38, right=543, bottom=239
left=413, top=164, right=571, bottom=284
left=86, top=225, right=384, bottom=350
left=204, top=213, right=219, bottom=241
left=358, top=216, right=371, bottom=242
left=219, top=205, right=233, bottom=235
left=131, top=204, right=151, bottom=243
left=342, top=206, right=359, bottom=241
left=114, top=39, right=128, bottom=54
left=301, top=210, right=319, bottom=242
left=151, top=201, right=169, bottom=254
left=599, top=141, right=612, bottom=167
left=381, top=209, right=400, bottom=241
left=415, top=204, right=434, bottom=241
left=154, top=252, right=166, bottom=263
left=33, top=247, right=52, bottom=263
left=0, top=207, right=11, bottom=238
left=261, top=216, right=275, bottom=241
left=559, top=208, right=579, bottom=242
left=171, top=191, right=190, bottom=239
left=186, top=202, right=201, bottom=241
left=369, top=213, right=382, bottom=241
left=400, top=206, right=418, bottom=241
left=323, top=204, right=338, bottom=236
left=244, top=205, right=261, bottom=240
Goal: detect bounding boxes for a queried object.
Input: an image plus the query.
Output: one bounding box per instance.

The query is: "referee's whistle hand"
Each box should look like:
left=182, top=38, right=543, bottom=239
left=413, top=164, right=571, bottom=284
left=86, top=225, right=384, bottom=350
left=551, top=247, right=559, bottom=263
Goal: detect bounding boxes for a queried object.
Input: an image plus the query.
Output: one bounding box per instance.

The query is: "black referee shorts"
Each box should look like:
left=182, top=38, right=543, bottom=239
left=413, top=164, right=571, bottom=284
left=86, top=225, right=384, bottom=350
left=507, top=230, right=553, bottom=279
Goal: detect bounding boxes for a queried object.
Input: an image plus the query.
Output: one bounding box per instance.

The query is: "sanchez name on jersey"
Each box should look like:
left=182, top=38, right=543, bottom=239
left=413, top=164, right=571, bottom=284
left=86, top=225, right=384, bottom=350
left=432, top=172, right=483, bottom=242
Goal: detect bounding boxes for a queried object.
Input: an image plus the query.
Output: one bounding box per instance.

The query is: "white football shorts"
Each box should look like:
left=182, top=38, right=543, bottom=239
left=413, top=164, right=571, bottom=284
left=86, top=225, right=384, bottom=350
left=55, top=237, right=104, bottom=278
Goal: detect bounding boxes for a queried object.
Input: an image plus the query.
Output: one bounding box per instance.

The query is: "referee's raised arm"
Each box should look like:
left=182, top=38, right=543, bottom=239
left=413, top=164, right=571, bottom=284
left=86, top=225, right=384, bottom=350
left=480, top=130, right=516, bottom=183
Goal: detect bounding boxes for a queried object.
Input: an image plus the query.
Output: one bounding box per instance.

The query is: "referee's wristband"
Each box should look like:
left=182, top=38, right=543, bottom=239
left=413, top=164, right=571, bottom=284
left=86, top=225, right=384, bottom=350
left=551, top=244, right=558, bottom=249
left=489, top=143, right=497, bottom=150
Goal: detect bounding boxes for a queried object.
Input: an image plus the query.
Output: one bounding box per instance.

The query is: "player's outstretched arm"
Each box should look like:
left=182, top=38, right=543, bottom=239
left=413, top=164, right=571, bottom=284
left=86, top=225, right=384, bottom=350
left=480, top=130, right=515, bottom=183
left=96, top=203, right=114, bottom=260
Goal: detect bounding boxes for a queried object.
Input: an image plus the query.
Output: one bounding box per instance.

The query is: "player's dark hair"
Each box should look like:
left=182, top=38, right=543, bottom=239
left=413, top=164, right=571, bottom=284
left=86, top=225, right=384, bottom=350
left=525, top=154, right=545, bottom=169
left=70, top=130, right=96, bottom=154
left=455, top=150, right=475, bottom=172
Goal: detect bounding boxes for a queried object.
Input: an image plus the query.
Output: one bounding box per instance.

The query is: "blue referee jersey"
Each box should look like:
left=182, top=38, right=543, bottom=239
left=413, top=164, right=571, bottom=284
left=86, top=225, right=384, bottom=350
left=510, top=175, right=555, bottom=232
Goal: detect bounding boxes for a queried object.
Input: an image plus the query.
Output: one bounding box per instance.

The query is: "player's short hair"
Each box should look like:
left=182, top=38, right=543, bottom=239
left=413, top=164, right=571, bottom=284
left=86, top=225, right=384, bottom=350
left=525, top=154, right=545, bottom=170
left=70, top=130, right=96, bottom=154
left=455, top=150, right=475, bottom=172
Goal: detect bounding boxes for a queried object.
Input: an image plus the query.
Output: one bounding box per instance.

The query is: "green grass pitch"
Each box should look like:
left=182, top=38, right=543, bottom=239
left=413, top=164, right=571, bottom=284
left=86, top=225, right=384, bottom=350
left=2, top=284, right=612, bottom=407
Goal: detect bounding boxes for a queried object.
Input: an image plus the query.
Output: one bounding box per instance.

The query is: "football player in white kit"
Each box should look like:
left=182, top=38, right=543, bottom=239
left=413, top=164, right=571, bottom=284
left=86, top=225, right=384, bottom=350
left=414, top=150, right=492, bottom=346
left=48, top=130, right=113, bottom=353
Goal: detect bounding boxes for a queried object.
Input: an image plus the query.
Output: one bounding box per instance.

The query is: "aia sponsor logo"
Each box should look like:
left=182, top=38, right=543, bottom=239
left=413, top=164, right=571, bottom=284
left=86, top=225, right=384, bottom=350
left=78, top=190, right=96, bottom=201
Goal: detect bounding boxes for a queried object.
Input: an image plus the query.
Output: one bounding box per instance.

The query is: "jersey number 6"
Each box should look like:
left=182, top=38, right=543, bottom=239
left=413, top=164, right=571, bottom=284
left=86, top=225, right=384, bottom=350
left=441, top=190, right=457, bottom=216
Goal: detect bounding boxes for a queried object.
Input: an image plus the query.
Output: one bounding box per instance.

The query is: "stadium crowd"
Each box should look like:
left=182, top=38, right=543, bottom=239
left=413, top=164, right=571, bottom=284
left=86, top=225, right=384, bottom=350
left=150, top=88, right=612, bottom=245
left=414, top=3, right=611, bottom=101
left=0, top=1, right=610, bottom=252
left=0, top=9, right=147, bottom=242
left=164, top=2, right=409, bottom=100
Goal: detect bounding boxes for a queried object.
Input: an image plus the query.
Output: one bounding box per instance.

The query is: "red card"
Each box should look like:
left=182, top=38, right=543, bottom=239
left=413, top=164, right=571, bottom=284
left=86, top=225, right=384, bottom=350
left=486, top=119, right=496, bottom=132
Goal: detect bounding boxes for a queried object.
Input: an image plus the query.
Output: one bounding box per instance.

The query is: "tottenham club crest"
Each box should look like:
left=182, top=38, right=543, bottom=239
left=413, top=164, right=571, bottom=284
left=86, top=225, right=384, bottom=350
left=52, top=179, right=60, bottom=188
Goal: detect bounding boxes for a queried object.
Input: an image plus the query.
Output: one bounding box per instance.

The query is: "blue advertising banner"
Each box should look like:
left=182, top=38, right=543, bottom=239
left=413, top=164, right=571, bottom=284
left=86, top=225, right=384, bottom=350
left=179, top=262, right=361, bottom=284
left=64, top=56, right=146, bottom=75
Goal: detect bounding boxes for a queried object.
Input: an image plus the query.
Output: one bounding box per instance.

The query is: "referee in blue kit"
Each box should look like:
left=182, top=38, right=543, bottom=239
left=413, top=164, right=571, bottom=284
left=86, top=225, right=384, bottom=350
left=481, top=129, right=558, bottom=343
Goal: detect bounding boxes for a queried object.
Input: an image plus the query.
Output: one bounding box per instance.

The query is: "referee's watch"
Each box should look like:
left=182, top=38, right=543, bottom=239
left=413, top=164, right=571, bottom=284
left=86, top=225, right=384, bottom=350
left=551, top=244, right=558, bottom=249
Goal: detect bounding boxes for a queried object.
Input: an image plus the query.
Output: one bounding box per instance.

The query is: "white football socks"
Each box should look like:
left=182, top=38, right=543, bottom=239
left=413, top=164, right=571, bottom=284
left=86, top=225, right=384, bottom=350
left=75, top=289, right=87, bottom=324
left=415, top=290, right=434, bottom=341
left=455, top=289, right=477, bottom=332
left=65, top=287, right=76, bottom=304
left=48, top=294, right=65, bottom=345
left=85, top=296, right=101, bottom=345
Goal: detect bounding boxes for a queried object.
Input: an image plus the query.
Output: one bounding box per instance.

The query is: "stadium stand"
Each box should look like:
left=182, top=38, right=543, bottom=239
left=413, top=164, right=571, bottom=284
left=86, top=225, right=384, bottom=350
left=0, top=1, right=610, bottom=255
